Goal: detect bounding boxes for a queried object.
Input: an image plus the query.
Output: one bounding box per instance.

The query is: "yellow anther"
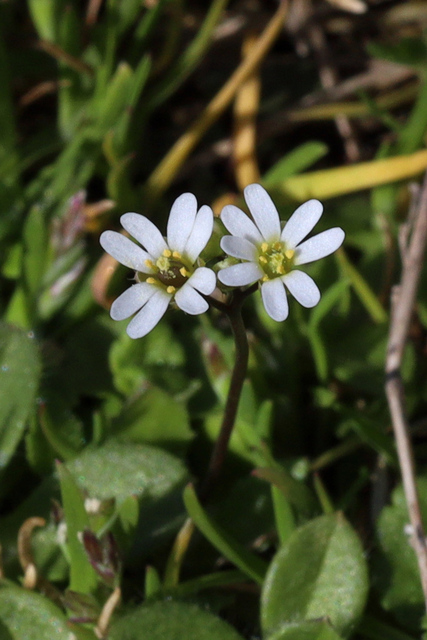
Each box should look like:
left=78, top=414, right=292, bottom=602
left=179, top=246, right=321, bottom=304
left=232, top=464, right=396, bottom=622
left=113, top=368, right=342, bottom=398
left=285, top=249, right=295, bottom=260
left=179, top=267, right=189, bottom=277
left=277, top=265, right=285, bottom=275
left=261, top=242, right=268, bottom=253
left=172, top=251, right=181, bottom=259
left=273, top=242, right=282, bottom=251
left=146, top=277, right=156, bottom=284
left=166, top=286, right=176, bottom=294
left=262, top=275, right=269, bottom=282
left=259, top=256, right=268, bottom=264
left=144, top=259, right=154, bottom=269
left=163, top=249, right=172, bottom=257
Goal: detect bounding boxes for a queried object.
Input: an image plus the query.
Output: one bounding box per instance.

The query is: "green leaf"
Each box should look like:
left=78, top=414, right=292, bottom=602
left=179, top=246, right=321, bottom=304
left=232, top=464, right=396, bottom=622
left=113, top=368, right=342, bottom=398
left=28, top=0, right=64, bottom=41
left=368, top=38, right=427, bottom=69
left=111, top=386, right=193, bottom=454
left=0, top=581, right=70, bottom=639
left=373, top=478, right=427, bottom=631
left=57, top=461, right=98, bottom=593
left=109, top=600, right=245, bottom=640
left=95, top=63, right=134, bottom=136
left=253, top=467, right=316, bottom=516
left=183, top=483, right=267, bottom=585
left=0, top=323, right=41, bottom=476
left=261, top=513, right=368, bottom=638
left=66, top=440, right=189, bottom=501
left=263, top=142, right=329, bottom=186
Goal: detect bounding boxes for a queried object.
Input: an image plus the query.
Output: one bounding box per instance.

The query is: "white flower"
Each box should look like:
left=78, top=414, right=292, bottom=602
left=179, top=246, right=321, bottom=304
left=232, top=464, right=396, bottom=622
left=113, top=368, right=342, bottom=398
left=218, top=184, right=345, bottom=321
left=100, top=193, right=216, bottom=338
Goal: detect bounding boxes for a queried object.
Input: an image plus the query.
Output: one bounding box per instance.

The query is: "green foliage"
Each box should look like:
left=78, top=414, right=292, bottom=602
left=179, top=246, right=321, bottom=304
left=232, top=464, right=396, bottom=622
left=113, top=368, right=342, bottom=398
left=261, top=514, right=369, bottom=638
left=0, top=582, right=69, bottom=640
left=0, top=323, right=41, bottom=480
left=373, top=479, right=427, bottom=630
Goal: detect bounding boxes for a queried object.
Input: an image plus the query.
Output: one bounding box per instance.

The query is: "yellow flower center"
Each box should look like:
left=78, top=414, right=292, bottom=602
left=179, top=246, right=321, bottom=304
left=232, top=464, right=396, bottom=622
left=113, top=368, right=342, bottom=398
left=258, top=241, right=295, bottom=281
left=138, top=249, right=193, bottom=291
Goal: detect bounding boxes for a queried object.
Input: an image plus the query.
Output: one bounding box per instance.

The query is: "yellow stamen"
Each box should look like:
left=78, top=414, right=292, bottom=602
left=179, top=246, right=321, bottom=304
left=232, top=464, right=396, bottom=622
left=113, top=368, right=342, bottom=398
left=172, top=251, right=182, bottom=259
left=146, top=277, right=156, bottom=284
left=163, top=249, right=172, bottom=257
left=179, top=267, right=190, bottom=277
left=285, top=249, right=295, bottom=260
left=277, top=265, right=285, bottom=274
left=166, top=286, right=176, bottom=294
left=144, top=259, right=154, bottom=269
left=273, top=242, right=282, bottom=250
left=261, top=242, right=268, bottom=252
left=259, top=256, right=268, bottom=264
left=262, top=275, right=269, bottom=282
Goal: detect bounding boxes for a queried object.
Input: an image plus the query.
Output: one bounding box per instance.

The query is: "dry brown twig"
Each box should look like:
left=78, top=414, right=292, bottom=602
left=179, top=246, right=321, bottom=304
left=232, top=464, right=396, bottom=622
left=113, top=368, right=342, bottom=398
left=385, top=170, right=427, bottom=609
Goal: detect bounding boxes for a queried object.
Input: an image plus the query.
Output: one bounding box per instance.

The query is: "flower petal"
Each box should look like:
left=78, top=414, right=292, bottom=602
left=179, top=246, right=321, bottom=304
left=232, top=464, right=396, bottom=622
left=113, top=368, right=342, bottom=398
left=184, top=205, right=213, bottom=262
left=295, top=228, right=345, bottom=265
left=175, top=283, right=209, bottom=315
left=167, top=193, right=197, bottom=253
left=100, top=231, right=152, bottom=272
left=221, top=235, right=258, bottom=261
left=218, top=262, right=263, bottom=287
left=261, top=278, right=288, bottom=321
left=120, top=213, right=167, bottom=258
left=221, top=205, right=263, bottom=245
left=126, top=289, right=171, bottom=339
left=283, top=270, right=320, bottom=308
left=244, top=183, right=281, bottom=241
left=110, top=282, right=156, bottom=320
left=187, top=267, right=216, bottom=295
left=281, top=199, right=323, bottom=249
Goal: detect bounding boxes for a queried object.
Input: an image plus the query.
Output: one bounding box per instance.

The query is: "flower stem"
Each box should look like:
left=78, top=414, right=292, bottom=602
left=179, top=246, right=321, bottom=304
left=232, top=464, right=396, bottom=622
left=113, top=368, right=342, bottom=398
left=163, top=289, right=252, bottom=587
left=199, top=293, right=249, bottom=502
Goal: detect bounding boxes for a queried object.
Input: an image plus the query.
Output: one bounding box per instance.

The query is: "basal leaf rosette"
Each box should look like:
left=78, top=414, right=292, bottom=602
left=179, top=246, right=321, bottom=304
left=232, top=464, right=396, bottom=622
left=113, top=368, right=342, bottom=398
left=100, top=194, right=216, bottom=338
left=218, top=184, right=345, bottom=321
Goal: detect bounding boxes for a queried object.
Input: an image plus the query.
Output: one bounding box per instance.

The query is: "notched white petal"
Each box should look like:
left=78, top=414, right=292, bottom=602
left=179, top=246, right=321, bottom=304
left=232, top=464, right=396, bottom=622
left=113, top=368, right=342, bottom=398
left=110, top=282, right=156, bottom=320
left=220, top=235, right=257, bottom=261
left=175, top=284, right=209, bottom=315
left=283, top=270, right=320, bottom=308
left=261, top=279, right=289, bottom=321
left=218, top=262, right=263, bottom=287
left=221, top=205, right=263, bottom=245
left=185, top=205, right=213, bottom=262
left=120, top=212, right=167, bottom=258
left=187, top=267, right=216, bottom=295
left=295, top=227, right=345, bottom=265
left=244, top=183, right=281, bottom=241
left=126, top=289, right=170, bottom=339
left=167, top=193, right=197, bottom=253
left=281, top=199, right=323, bottom=249
left=100, top=231, right=152, bottom=272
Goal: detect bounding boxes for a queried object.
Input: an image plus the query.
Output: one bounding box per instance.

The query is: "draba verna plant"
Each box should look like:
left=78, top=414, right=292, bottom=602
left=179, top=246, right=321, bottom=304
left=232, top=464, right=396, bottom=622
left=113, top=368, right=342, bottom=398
left=101, top=182, right=345, bottom=506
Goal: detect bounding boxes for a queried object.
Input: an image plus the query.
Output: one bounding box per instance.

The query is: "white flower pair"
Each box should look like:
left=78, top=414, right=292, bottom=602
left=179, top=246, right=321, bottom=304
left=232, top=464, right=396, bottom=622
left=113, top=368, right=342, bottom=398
left=100, top=184, right=344, bottom=338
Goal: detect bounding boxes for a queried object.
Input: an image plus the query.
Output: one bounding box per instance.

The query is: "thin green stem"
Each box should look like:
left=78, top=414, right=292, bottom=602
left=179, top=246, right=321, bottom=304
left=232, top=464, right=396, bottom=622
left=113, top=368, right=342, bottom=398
left=163, top=288, right=253, bottom=587
left=199, top=292, right=249, bottom=502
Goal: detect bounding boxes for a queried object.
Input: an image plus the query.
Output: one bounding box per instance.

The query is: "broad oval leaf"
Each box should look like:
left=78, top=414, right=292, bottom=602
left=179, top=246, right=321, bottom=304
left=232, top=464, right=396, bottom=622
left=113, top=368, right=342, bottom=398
left=109, top=600, right=245, bottom=640
left=0, top=582, right=69, bottom=640
left=0, top=323, right=41, bottom=475
left=66, top=440, right=188, bottom=500
left=373, top=478, right=427, bottom=630
left=261, top=513, right=368, bottom=638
